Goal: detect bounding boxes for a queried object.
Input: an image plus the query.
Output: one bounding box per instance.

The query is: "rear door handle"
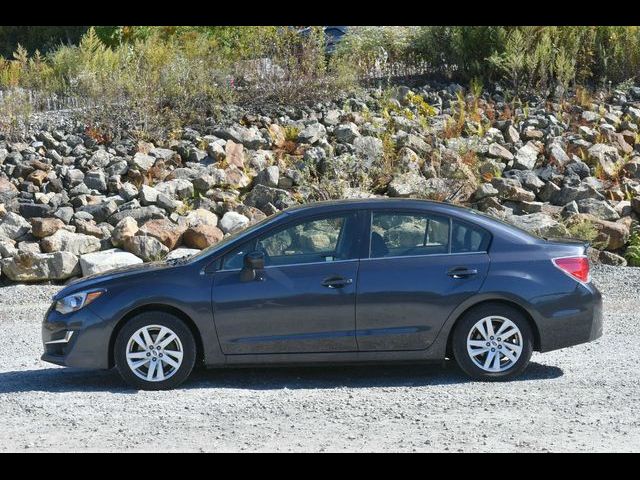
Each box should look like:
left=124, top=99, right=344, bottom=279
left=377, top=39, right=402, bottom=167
left=447, top=267, right=478, bottom=279
left=321, top=276, right=353, bottom=288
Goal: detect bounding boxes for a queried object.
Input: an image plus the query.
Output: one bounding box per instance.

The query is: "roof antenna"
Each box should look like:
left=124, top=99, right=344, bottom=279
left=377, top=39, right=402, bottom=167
left=444, top=183, right=464, bottom=203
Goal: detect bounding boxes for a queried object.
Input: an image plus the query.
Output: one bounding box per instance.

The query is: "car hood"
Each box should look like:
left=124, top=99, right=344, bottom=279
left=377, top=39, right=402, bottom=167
left=53, top=261, right=172, bottom=301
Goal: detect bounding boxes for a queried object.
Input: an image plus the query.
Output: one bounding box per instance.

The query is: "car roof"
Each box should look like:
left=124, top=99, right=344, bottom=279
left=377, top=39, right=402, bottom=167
left=282, top=198, right=541, bottom=245
left=284, top=197, right=469, bottom=214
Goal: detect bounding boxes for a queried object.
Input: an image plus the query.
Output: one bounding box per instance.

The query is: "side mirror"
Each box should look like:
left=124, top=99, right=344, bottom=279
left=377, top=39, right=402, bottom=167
left=240, top=251, right=265, bottom=282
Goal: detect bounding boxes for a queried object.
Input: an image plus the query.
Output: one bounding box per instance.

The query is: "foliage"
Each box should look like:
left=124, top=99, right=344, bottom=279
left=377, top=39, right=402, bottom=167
left=0, top=26, right=88, bottom=57
left=3, top=26, right=640, bottom=138
left=626, top=222, right=640, bottom=267
left=0, top=87, right=32, bottom=140
left=566, top=218, right=599, bottom=244
left=0, top=26, right=355, bottom=139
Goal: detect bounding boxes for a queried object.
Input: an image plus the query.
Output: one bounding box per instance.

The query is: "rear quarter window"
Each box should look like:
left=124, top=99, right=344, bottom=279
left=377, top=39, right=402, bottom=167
left=451, top=219, right=491, bottom=253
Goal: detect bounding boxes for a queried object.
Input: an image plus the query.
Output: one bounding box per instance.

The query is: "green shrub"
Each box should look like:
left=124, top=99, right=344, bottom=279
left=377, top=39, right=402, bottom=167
left=626, top=223, right=640, bottom=267
left=3, top=26, right=640, bottom=140
left=566, top=218, right=599, bottom=244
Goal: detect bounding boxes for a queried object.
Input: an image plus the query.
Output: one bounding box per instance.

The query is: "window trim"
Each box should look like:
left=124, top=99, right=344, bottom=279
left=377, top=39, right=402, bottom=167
left=361, top=251, right=488, bottom=262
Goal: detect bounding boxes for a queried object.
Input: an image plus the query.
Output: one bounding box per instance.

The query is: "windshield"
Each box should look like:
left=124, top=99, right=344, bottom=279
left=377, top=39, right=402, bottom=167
left=182, top=211, right=287, bottom=263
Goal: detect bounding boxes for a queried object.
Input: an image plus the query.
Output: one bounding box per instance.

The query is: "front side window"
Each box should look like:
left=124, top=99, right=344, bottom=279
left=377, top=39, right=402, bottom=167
left=221, top=240, right=256, bottom=270
left=370, top=211, right=450, bottom=258
left=256, top=213, right=358, bottom=267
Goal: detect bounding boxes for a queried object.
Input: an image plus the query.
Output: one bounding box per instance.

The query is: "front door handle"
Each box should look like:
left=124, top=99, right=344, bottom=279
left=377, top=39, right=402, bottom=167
left=447, top=267, right=478, bottom=279
left=321, top=276, right=353, bottom=288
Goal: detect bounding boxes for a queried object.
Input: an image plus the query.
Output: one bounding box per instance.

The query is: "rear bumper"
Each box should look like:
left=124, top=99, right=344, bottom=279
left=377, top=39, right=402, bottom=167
left=536, top=282, right=603, bottom=353
left=41, top=305, right=111, bottom=369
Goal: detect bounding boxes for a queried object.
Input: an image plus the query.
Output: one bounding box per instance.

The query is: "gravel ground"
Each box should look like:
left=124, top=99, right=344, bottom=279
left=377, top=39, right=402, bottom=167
left=0, top=265, right=639, bottom=452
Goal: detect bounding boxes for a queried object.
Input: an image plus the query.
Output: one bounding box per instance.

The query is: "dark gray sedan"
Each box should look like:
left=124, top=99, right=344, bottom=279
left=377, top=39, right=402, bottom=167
left=42, top=199, right=603, bottom=390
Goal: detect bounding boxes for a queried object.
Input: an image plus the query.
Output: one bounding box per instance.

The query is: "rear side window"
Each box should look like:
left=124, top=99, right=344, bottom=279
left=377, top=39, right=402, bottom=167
left=451, top=220, right=491, bottom=253
left=370, top=212, right=450, bottom=258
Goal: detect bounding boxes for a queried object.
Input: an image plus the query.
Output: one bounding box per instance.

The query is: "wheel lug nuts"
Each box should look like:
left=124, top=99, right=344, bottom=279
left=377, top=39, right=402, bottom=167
left=490, top=336, right=494, bottom=340
left=159, top=353, right=163, bottom=357
left=486, top=342, right=491, bottom=347
left=146, top=353, right=150, bottom=357
left=498, top=345, right=502, bottom=349
left=497, top=338, right=501, bottom=341
left=491, top=348, right=495, bottom=352
left=152, top=357, right=157, bottom=361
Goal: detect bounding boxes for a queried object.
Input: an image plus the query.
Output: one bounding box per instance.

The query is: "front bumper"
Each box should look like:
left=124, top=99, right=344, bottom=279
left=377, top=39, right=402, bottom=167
left=41, top=303, right=112, bottom=369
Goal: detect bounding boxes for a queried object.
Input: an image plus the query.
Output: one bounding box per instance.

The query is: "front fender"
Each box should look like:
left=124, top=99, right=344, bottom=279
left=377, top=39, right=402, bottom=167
left=86, top=265, right=225, bottom=367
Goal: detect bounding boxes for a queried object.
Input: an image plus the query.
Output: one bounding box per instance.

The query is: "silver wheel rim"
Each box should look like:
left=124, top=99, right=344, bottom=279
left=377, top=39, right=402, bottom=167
left=126, top=325, right=184, bottom=382
left=466, top=316, right=523, bottom=373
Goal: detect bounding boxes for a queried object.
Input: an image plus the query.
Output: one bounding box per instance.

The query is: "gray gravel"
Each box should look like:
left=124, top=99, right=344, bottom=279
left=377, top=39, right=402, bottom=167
left=0, top=265, right=639, bottom=452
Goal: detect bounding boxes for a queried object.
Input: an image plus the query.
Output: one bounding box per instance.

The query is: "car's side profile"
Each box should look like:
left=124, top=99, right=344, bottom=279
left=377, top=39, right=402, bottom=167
left=42, top=199, right=603, bottom=390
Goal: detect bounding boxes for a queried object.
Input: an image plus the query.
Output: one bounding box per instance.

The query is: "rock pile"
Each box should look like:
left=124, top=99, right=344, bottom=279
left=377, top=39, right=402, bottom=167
left=1, top=81, right=640, bottom=282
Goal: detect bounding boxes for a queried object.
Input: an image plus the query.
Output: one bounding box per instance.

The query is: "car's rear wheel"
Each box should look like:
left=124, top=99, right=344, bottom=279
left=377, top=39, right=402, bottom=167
left=114, top=312, right=196, bottom=390
left=452, top=304, right=533, bottom=380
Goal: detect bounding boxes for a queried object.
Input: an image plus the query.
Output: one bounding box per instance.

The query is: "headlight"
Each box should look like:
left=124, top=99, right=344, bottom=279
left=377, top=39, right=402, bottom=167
left=55, top=290, right=105, bottom=314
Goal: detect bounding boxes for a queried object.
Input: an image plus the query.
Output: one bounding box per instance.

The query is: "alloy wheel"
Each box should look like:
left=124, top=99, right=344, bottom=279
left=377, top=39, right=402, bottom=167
left=466, top=316, right=523, bottom=373
left=125, top=325, right=184, bottom=382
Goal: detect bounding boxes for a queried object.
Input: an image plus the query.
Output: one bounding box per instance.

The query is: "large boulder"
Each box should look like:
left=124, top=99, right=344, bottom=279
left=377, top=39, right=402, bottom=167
left=214, top=125, right=269, bottom=150
left=79, top=248, right=143, bottom=276
left=487, top=143, right=514, bottom=162
left=0, top=212, right=31, bottom=240
left=334, top=122, right=360, bottom=144
left=41, top=230, right=102, bottom=256
left=0, top=251, right=80, bottom=281
left=0, top=237, right=17, bottom=258
left=183, top=224, right=224, bottom=249
left=139, top=185, right=160, bottom=205
left=576, top=198, right=620, bottom=221
left=513, top=142, right=540, bottom=170
left=255, top=166, right=280, bottom=188
left=491, top=177, right=536, bottom=202
left=353, top=136, right=384, bottom=166
left=0, top=178, right=19, bottom=204
left=123, top=235, right=169, bottom=262
left=244, top=184, right=296, bottom=211
left=219, top=211, right=250, bottom=234
left=138, top=218, right=185, bottom=250
left=111, top=217, right=139, bottom=247
left=388, top=172, right=427, bottom=197
left=224, top=140, right=245, bottom=169
left=154, top=179, right=194, bottom=200
left=87, top=150, right=113, bottom=169
left=185, top=208, right=218, bottom=227
left=131, top=152, right=156, bottom=171
left=397, top=133, right=431, bottom=157
left=107, top=205, right=166, bottom=226
left=587, top=144, right=620, bottom=178
left=298, top=122, right=327, bottom=145
left=507, top=213, right=568, bottom=238
left=30, top=217, right=66, bottom=238
left=166, top=248, right=200, bottom=261
left=78, top=200, right=118, bottom=224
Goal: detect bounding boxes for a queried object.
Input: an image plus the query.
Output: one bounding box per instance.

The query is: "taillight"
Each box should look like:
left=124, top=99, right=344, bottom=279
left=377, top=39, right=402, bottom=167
left=552, top=256, right=590, bottom=283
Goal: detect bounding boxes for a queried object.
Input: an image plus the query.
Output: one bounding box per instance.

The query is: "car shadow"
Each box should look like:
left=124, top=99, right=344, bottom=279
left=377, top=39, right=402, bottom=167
left=0, top=361, right=563, bottom=394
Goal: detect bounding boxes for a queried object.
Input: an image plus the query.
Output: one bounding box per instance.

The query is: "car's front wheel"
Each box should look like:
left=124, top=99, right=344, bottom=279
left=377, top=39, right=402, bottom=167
left=114, top=312, right=196, bottom=390
left=452, top=304, right=533, bottom=380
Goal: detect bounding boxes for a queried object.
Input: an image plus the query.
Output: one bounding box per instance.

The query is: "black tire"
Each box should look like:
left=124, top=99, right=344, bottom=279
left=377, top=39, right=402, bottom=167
left=114, top=312, right=196, bottom=390
left=452, top=303, right=533, bottom=381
